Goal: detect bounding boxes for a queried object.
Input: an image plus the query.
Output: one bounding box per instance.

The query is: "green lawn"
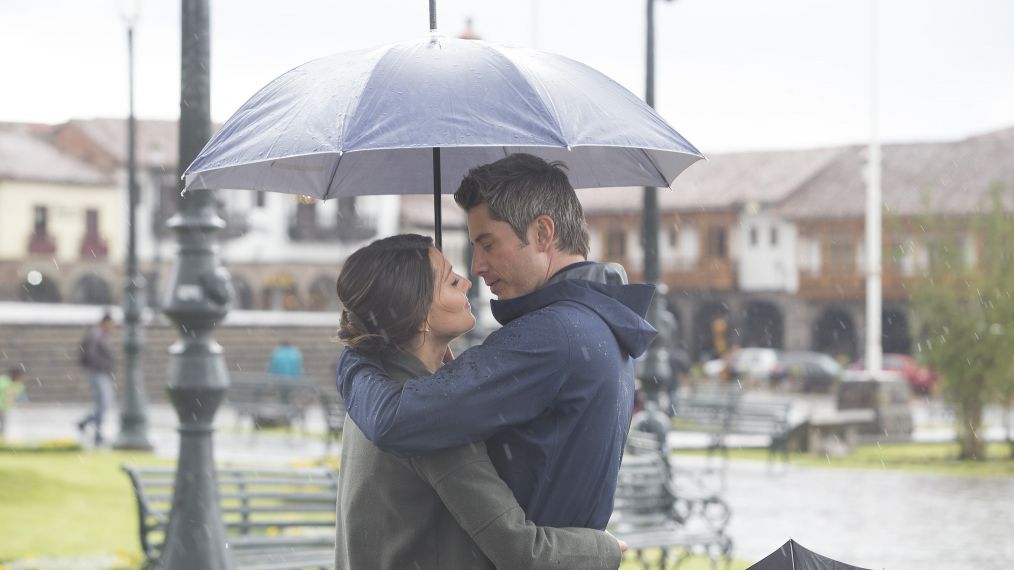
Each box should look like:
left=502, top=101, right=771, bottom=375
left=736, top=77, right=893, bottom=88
left=0, top=448, right=168, bottom=565
left=0, top=449, right=752, bottom=569
left=620, top=551, right=750, bottom=569
left=676, top=440, right=1014, bottom=477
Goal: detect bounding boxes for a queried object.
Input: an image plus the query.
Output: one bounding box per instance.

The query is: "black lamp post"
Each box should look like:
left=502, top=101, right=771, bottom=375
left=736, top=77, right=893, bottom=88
left=113, top=0, right=153, bottom=452
left=160, top=0, right=234, bottom=567
left=638, top=0, right=674, bottom=404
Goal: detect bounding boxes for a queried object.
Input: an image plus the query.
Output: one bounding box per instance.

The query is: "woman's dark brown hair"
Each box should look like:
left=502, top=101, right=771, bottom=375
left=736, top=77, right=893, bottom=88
left=336, top=234, right=434, bottom=355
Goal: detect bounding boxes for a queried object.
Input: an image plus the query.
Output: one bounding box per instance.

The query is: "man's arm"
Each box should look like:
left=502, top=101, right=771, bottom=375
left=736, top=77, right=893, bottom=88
left=411, top=442, right=622, bottom=570
left=337, top=314, right=570, bottom=456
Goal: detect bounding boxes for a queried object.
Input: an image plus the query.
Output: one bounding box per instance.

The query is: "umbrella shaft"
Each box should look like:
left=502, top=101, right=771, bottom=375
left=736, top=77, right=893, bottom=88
left=433, top=147, right=442, bottom=250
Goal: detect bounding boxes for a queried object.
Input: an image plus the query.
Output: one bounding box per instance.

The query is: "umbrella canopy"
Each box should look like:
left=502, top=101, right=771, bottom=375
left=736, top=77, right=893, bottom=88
left=747, top=540, right=873, bottom=570
left=183, top=35, right=703, bottom=199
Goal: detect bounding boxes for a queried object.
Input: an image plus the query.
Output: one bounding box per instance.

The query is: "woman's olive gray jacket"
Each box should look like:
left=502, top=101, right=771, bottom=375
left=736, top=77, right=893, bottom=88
left=335, top=350, right=622, bottom=570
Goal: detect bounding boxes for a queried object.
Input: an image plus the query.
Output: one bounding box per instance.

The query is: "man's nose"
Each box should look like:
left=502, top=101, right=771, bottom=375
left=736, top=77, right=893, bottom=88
left=470, top=251, right=485, bottom=277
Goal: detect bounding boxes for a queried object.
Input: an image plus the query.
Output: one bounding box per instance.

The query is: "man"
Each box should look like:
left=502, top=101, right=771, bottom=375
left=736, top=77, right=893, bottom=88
left=338, top=153, right=656, bottom=529
left=76, top=314, right=115, bottom=446
left=268, top=340, right=304, bottom=379
left=0, top=367, right=26, bottom=437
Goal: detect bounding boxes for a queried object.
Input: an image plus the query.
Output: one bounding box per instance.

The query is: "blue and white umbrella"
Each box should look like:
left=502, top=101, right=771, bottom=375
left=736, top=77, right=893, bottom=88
left=184, top=35, right=703, bottom=245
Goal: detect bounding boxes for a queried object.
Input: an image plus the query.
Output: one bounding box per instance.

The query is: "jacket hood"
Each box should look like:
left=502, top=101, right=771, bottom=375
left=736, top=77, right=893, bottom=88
left=490, top=262, right=657, bottom=358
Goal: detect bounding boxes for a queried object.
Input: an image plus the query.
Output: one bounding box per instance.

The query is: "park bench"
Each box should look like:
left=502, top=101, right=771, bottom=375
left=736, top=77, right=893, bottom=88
left=228, top=372, right=320, bottom=431
left=672, top=386, right=792, bottom=460
left=122, top=464, right=337, bottom=570
left=319, top=392, right=347, bottom=453
left=610, top=430, right=733, bottom=569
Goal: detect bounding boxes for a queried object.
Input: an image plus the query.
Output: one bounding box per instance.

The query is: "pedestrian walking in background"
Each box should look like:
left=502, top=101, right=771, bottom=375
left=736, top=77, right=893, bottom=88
left=268, top=340, right=304, bottom=379
left=0, top=367, right=26, bottom=438
left=76, top=314, right=115, bottom=446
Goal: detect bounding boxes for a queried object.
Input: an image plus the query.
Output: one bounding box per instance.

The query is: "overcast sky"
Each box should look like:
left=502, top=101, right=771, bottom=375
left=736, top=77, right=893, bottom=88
left=2, top=0, right=1012, bottom=153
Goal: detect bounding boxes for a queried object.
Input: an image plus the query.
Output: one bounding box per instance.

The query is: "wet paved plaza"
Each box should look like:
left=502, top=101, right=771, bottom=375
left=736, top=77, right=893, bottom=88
left=714, top=457, right=1014, bottom=569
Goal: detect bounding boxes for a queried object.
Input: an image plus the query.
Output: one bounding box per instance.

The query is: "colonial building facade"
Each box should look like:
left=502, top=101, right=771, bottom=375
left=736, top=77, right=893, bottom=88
left=3, top=118, right=1011, bottom=366
left=1, top=119, right=400, bottom=311
left=580, top=127, right=1014, bottom=362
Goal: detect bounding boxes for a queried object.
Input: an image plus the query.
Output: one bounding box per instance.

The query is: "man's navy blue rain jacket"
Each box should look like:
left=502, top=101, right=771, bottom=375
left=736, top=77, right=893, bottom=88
left=337, top=262, right=656, bottom=529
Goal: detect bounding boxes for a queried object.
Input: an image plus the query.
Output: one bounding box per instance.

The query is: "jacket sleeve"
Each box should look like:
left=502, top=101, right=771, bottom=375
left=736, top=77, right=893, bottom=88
left=411, top=442, right=621, bottom=570
left=337, top=312, right=571, bottom=456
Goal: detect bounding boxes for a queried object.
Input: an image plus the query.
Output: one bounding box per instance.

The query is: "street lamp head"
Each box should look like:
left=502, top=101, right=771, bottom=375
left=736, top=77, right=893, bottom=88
left=120, top=0, right=141, bottom=27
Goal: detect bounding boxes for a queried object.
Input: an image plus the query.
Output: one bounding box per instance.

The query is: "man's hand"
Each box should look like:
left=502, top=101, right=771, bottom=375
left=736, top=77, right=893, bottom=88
left=606, top=530, right=628, bottom=553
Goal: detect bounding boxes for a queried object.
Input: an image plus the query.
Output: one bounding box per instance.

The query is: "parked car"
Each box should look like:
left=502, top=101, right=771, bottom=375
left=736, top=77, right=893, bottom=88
left=849, top=353, right=938, bottom=395
left=703, top=347, right=780, bottom=384
left=770, top=350, right=842, bottom=393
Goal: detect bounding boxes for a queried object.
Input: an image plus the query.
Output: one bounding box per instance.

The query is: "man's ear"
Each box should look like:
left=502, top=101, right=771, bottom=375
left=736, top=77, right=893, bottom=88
left=533, top=215, right=555, bottom=252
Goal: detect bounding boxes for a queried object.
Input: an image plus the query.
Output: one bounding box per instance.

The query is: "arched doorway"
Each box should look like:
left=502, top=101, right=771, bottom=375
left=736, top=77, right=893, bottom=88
left=813, top=307, right=858, bottom=361
left=262, top=274, right=300, bottom=311
left=20, top=270, right=61, bottom=303
left=693, top=302, right=731, bottom=362
left=743, top=301, right=784, bottom=348
left=307, top=275, right=339, bottom=311
left=231, top=275, right=254, bottom=310
left=882, top=307, right=911, bottom=354
left=71, top=273, right=113, bottom=305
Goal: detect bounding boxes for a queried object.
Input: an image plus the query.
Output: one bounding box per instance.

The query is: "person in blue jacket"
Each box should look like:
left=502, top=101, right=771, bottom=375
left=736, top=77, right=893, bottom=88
left=337, top=153, right=657, bottom=529
left=268, top=340, right=304, bottom=378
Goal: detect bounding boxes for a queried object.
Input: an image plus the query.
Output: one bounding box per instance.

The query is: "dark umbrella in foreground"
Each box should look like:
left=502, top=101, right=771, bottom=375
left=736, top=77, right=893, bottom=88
left=747, top=540, right=874, bottom=570
left=182, top=35, right=703, bottom=247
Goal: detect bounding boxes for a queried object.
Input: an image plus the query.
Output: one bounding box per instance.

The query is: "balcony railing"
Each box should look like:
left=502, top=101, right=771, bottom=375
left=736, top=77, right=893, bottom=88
left=798, top=270, right=912, bottom=301
left=80, top=234, right=109, bottom=259
left=27, top=232, right=56, bottom=255
left=288, top=214, right=377, bottom=243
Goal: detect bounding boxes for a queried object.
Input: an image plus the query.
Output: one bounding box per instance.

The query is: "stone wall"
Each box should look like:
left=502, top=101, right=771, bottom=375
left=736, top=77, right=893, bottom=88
left=0, top=320, right=342, bottom=403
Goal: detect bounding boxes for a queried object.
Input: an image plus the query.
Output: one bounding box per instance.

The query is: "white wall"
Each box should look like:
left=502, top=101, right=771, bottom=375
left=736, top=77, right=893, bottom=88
left=737, top=211, right=798, bottom=292
left=133, top=173, right=403, bottom=266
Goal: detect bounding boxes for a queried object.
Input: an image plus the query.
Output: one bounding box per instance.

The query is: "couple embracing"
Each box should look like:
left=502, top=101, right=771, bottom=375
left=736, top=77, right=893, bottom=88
left=334, top=153, right=658, bottom=569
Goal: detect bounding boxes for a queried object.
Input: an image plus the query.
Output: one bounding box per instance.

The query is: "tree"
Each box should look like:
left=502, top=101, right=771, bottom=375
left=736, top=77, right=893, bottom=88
left=911, top=185, right=1014, bottom=460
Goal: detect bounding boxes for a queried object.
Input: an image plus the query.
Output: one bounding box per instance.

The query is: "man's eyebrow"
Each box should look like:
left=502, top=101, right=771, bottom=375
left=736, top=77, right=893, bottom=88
left=471, top=232, right=492, bottom=245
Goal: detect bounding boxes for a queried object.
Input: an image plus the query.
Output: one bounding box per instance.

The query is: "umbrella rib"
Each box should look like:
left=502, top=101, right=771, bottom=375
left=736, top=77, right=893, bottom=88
left=323, top=152, right=345, bottom=200
left=639, top=147, right=673, bottom=189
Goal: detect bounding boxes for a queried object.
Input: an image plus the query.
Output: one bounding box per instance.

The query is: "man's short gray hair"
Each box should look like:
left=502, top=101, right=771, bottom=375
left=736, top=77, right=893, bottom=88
left=453, top=153, right=590, bottom=258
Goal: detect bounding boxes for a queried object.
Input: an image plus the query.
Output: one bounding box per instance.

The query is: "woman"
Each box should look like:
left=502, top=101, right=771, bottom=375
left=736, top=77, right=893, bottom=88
left=335, top=234, right=622, bottom=570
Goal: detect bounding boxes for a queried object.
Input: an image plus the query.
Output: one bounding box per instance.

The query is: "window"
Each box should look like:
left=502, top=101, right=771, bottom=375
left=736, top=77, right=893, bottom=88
left=606, top=229, right=626, bottom=258
left=669, top=224, right=680, bottom=248
left=80, top=208, right=108, bottom=258
left=85, top=209, right=99, bottom=238
left=706, top=227, right=728, bottom=259
left=770, top=227, right=779, bottom=247
left=886, top=239, right=905, bottom=271
left=28, top=205, right=56, bottom=254
left=827, top=240, right=855, bottom=273
left=927, top=237, right=963, bottom=272
left=33, top=206, right=48, bottom=235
